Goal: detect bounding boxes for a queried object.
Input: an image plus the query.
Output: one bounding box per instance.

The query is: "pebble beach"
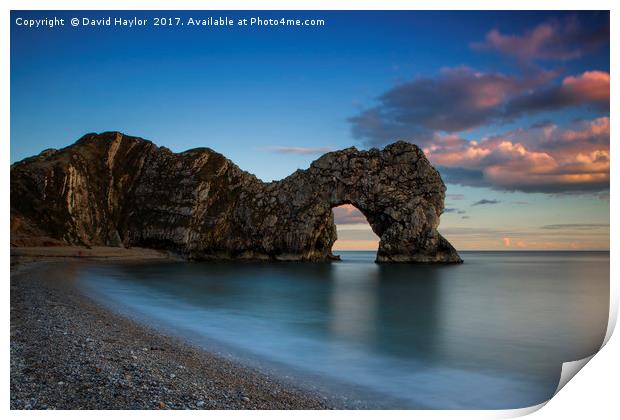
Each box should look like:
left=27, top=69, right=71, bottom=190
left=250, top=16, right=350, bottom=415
left=10, top=249, right=331, bottom=410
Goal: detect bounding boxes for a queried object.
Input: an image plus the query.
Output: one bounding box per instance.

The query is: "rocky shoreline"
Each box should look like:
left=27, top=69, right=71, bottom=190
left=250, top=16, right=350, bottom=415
left=10, top=253, right=332, bottom=410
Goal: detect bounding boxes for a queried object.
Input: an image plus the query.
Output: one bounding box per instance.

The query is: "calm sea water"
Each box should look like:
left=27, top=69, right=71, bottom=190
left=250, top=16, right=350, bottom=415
left=77, top=251, right=609, bottom=409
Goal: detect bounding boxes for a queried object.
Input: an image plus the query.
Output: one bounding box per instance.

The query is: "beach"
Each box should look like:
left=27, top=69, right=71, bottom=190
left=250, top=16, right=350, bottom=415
left=10, top=247, right=330, bottom=410
left=10, top=247, right=610, bottom=409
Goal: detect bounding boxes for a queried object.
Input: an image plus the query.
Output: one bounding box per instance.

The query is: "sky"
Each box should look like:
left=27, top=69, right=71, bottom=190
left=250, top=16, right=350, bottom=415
left=11, top=10, right=610, bottom=250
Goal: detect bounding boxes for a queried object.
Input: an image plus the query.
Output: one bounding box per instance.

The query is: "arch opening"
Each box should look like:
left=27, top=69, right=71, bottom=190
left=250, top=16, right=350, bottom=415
left=331, top=204, right=380, bottom=258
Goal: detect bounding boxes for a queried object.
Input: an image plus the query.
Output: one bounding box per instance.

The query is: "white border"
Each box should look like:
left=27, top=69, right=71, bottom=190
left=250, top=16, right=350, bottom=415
left=3, top=1, right=617, bottom=419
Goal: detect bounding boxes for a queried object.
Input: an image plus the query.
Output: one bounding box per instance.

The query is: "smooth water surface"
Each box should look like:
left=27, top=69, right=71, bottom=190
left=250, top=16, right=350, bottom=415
left=78, top=251, right=609, bottom=409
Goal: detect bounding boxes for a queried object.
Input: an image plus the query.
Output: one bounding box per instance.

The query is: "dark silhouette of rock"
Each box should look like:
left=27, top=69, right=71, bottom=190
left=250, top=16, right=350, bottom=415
left=11, top=132, right=462, bottom=263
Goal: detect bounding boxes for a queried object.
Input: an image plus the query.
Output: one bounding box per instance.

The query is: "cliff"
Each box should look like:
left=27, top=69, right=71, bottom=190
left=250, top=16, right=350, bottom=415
left=11, top=132, right=462, bottom=263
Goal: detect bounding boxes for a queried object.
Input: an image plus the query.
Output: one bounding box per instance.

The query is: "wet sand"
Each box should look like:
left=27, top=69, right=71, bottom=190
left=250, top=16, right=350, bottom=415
left=10, top=247, right=331, bottom=409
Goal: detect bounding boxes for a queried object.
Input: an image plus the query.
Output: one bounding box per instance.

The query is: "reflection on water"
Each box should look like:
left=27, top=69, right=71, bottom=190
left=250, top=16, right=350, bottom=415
left=78, top=251, right=609, bottom=409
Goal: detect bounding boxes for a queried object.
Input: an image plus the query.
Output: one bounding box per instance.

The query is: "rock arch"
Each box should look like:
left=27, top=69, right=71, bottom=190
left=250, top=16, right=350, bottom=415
left=249, top=141, right=462, bottom=263
left=10, top=132, right=462, bottom=263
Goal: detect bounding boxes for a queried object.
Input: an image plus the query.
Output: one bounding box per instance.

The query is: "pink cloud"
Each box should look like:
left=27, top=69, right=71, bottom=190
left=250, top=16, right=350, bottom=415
left=477, top=24, right=566, bottom=60
left=427, top=116, right=609, bottom=193
left=471, top=16, right=609, bottom=61
left=562, top=117, right=609, bottom=144
left=504, top=70, right=609, bottom=116
left=562, top=71, right=610, bottom=102
left=350, top=66, right=550, bottom=141
left=351, top=66, right=608, bottom=147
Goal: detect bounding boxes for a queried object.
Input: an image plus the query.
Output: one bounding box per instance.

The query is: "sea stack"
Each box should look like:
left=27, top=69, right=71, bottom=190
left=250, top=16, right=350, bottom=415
left=10, top=132, right=462, bottom=263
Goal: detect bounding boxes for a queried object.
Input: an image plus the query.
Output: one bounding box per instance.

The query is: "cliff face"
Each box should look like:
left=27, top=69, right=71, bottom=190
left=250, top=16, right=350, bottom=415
left=11, top=132, right=462, bottom=263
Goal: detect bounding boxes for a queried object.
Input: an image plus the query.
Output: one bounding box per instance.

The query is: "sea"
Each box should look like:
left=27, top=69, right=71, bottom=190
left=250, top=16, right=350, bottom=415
left=77, top=251, right=609, bottom=409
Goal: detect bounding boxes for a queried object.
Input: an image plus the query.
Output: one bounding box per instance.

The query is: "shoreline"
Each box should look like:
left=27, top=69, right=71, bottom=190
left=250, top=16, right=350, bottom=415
left=10, top=248, right=332, bottom=409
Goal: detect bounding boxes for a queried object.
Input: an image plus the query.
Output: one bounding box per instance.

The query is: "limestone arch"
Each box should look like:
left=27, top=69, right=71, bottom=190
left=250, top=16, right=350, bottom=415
left=325, top=191, right=409, bottom=263
left=295, top=142, right=462, bottom=263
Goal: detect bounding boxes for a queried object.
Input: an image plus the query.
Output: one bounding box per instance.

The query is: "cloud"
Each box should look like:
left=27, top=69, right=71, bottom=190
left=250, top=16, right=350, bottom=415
left=471, top=16, right=609, bottom=62
left=472, top=117, right=609, bottom=158
left=541, top=223, right=609, bottom=230
left=426, top=117, right=609, bottom=193
left=349, top=67, right=550, bottom=145
left=446, top=193, right=465, bottom=200
left=349, top=67, right=607, bottom=146
left=472, top=199, right=501, bottom=206
left=505, top=71, right=609, bottom=116
left=563, top=71, right=610, bottom=101
left=560, top=116, right=610, bottom=146
left=333, top=204, right=368, bottom=224
left=266, top=146, right=334, bottom=155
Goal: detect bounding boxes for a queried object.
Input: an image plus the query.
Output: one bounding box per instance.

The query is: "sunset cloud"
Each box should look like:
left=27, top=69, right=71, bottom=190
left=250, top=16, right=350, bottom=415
left=426, top=117, right=609, bottom=193
left=504, top=71, right=609, bottom=116
left=561, top=116, right=609, bottom=144
left=562, top=71, right=610, bottom=101
left=471, top=16, right=609, bottom=62
left=350, top=67, right=608, bottom=147
left=349, top=67, right=549, bottom=144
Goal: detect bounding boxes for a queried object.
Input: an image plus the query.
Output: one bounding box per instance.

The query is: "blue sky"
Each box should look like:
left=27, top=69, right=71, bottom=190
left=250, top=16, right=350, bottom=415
left=11, top=10, right=610, bottom=250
